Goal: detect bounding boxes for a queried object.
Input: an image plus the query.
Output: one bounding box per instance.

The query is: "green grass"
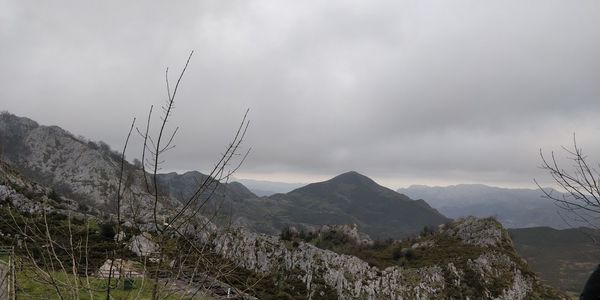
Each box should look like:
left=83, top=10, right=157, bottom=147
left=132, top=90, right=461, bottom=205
left=16, top=269, right=214, bottom=300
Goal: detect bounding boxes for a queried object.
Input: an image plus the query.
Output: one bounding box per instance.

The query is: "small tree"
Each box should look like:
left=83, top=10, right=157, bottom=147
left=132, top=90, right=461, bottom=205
left=536, top=134, right=600, bottom=229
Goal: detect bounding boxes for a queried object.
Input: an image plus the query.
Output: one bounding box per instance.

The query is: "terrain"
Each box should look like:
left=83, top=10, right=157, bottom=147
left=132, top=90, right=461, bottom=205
left=0, top=151, right=567, bottom=299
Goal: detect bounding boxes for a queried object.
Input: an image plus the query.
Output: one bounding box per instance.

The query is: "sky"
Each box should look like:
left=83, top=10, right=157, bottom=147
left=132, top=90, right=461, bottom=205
left=2, top=0, right=600, bottom=189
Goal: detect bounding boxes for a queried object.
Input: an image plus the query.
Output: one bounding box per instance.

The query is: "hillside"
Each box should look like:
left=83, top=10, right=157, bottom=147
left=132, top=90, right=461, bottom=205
left=235, top=171, right=450, bottom=239
left=398, top=184, right=576, bottom=229
left=509, top=226, right=600, bottom=295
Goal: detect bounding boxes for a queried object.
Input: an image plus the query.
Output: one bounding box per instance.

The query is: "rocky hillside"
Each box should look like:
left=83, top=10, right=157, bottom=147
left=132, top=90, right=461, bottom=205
left=0, top=112, right=247, bottom=221
left=212, top=217, right=566, bottom=299
left=234, top=171, right=450, bottom=239
left=0, top=112, right=139, bottom=208
left=0, top=158, right=80, bottom=215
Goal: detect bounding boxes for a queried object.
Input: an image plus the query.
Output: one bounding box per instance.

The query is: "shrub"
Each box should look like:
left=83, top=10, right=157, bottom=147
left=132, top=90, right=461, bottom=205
left=99, top=222, right=115, bottom=241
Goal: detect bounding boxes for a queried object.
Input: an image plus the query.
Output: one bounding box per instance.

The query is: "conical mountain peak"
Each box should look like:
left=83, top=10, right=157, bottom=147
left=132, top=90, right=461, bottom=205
left=328, top=171, right=377, bottom=186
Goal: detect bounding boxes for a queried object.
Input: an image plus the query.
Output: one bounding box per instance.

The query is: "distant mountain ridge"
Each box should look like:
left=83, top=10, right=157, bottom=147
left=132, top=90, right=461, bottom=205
left=232, top=178, right=305, bottom=196
left=398, top=184, right=577, bottom=229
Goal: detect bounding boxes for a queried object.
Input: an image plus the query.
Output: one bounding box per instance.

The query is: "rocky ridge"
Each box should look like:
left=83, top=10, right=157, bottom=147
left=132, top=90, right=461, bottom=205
left=211, top=217, right=566, bottom=299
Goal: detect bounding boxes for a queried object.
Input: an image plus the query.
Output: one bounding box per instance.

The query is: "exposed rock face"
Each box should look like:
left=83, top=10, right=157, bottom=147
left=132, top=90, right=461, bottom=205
left=129, top=233, right=158, bottom=256
left=212, top=218, right=565, bottom=299
left=316, top=224, right=373, bottom=245
left=441, top=216, right=511, bottom=247
left=0, top=113, right=116, bottom=203
left=0, top=159, right=76, bottom=214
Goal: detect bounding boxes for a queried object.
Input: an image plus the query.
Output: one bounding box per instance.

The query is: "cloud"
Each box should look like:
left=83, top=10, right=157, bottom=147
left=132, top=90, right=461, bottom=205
left=2, top=0, right=600, bottom=188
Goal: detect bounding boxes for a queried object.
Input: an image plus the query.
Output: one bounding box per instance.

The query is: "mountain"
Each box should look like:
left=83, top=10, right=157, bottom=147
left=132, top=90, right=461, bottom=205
left=509, top=226, right=600, bottom=295
left=235, top=171, right=450, bottom=239
left=398, top=184, right=576, bottom=229
left=0, top=112, right=249, bottom=220
left=0, top=112, right=138, bottom=210
left=232, top=178, right=306, bottom=196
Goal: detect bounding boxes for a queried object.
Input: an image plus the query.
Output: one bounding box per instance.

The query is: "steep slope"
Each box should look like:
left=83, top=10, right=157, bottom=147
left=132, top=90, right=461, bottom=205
left=0, top=159, right=81, bottom=214
left=235, top=171, right=449, bottom=239
left=509, top=226, right=600, bottom=295
left=398, top=184, right=576, bottom=229
left=0, top=112, right=122, bottom=207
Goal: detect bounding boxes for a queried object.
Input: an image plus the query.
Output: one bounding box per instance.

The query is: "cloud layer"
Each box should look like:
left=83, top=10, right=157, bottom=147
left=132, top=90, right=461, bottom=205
left=2, top=0, right=600, bottom=188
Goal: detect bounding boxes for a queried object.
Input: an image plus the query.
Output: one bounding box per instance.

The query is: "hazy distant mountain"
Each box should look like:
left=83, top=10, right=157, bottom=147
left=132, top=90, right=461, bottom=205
left=236, top=171, right=450, bottom=239
left=232, top=178, right=306, bottom=196
left=509, top=227, right=600, bottom=294
left=398, top=184, right=575, bottom=229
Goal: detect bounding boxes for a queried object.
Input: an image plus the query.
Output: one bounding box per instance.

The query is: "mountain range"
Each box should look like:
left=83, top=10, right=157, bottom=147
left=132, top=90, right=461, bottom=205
left=399, top=184, right=579, bottom=229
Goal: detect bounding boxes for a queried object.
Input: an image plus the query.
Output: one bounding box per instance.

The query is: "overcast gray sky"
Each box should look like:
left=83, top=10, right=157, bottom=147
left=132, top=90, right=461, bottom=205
left=2, top=0, right=600, bottom=189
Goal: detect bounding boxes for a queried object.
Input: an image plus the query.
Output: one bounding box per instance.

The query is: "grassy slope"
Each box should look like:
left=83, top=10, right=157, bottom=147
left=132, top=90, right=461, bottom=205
left=15, top=270, right=215, bottom=300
